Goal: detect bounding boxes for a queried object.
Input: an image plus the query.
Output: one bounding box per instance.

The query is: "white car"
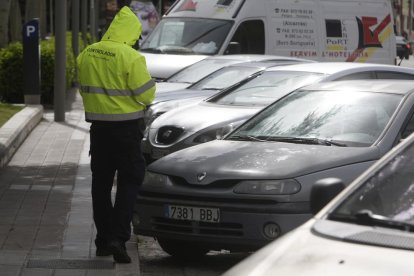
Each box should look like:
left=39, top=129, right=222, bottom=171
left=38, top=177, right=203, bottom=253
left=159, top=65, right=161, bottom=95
left=224, top=129, right=414, bottom=276
left=155, top=54, right=310, bottom=91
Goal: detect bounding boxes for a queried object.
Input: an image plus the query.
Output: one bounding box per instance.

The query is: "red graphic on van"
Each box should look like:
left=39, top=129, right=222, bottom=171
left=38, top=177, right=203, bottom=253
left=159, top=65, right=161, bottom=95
left=347, top=14, right=391, bottom=61
left=357, top=15, right=391, bottom=48
left=176, top=0, right=198, bottom=12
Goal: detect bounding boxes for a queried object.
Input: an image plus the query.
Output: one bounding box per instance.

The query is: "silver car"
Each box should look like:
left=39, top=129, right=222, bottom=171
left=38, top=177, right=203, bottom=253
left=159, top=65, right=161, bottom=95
left=146, top=59, right=311, bottom=128
left=143, top=62, right=414, bottom=162
left=225, top=129, right=414, bottom=276
left=134, top=80, right=414, bottom=259
left=155, top=54, right=311, bottom=92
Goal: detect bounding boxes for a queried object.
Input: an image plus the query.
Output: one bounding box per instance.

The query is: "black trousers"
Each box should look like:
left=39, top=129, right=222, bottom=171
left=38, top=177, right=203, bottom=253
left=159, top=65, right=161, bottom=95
left=89, top=120, right=145, bottom=247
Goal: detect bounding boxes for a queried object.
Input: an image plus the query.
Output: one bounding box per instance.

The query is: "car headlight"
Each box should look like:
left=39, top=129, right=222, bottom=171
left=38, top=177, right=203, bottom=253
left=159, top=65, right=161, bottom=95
left=144, top=108, right=165, bottom=128
left=233, top=179, right=301, bottom=195
left=193, top=129, right=217, bottom=143
left=193, top=123, right=239, bottom=143
left=142, top=171, right=168, bottom=187
left=216, top=122, right=238, bottom=139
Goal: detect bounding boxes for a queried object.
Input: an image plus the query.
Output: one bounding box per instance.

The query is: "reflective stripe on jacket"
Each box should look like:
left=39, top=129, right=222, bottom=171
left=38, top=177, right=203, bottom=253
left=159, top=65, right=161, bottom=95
left=77, top=6, right=155, bottom=122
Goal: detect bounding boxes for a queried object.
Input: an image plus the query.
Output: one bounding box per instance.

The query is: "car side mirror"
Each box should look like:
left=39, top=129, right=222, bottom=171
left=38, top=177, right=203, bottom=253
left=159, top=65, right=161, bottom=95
left=310, top=178, right=345, bottom=215
left=225, top=42, right=241, bottom=54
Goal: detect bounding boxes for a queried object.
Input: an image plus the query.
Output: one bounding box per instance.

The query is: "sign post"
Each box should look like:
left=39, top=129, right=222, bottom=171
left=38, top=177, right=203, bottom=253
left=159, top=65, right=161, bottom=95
left=22, top=18, right=41, bottom=104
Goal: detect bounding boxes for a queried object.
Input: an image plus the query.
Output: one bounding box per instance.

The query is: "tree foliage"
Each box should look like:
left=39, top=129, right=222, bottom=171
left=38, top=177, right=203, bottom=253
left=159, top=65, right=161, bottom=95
left=0, top=32, right=83, bottom=105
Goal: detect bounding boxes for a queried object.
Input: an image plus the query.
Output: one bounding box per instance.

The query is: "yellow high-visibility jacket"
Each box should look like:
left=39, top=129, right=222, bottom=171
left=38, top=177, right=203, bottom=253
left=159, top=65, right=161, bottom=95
left=77, top=6, right=155, bottom=122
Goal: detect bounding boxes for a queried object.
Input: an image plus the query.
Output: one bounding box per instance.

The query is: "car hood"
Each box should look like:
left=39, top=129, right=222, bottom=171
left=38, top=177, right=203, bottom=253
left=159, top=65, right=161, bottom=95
left=151, top=102, right=262, bottom=132
left=155, top=82, right=190, bottom=93
left=149, top=140, right=380, bottom=184
left=223, top=219, right=414, bottom=276
left=142, top=53, right=207, bottom=80
left=153, top=89, right=218, bottom=104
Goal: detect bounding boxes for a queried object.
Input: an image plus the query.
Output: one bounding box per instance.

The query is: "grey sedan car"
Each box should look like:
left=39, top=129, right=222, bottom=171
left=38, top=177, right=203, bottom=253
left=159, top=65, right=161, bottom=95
left=142, top=62, right=414, bottom=162
left=134, top=80, right=414, bottom=259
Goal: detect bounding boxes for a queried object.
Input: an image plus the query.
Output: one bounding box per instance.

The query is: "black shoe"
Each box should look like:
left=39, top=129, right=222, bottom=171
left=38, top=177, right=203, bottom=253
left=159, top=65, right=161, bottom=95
left=96, top=246, right=112, bottom=257
left=109, top=241, right=131, bottom=263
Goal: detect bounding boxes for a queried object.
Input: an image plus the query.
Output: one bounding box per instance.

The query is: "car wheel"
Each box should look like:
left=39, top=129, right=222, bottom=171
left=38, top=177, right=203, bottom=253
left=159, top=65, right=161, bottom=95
left=157, top=238, right=209, bottom=260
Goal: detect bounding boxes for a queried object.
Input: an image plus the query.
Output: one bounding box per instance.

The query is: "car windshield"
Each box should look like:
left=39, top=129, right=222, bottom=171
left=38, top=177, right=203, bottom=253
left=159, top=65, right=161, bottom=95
left=166, top=58, right=246, bottom=84
left=190, top=65, right=264, bottom=90
left=209, top=71, right=325, bottom=106
left=140, top=18, right=233, bottom=55
left=329, top=141, right=414, bottom=231
left=227, top=90, right=402, bottom=147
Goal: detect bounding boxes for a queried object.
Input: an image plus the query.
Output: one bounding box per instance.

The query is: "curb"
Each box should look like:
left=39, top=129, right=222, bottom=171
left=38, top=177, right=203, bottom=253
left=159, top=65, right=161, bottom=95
left=0, top=105, right=44, bottom=168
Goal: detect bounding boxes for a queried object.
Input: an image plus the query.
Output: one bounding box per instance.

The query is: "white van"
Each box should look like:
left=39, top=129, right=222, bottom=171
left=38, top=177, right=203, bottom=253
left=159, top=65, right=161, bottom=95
left=139, top=0, right=397, bottom=80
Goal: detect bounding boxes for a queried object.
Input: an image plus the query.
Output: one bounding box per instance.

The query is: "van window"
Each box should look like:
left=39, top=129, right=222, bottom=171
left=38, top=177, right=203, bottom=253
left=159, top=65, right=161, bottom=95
left=325, top=19, right=342, bottom=37
left=226, top=20, right=265, bottom=54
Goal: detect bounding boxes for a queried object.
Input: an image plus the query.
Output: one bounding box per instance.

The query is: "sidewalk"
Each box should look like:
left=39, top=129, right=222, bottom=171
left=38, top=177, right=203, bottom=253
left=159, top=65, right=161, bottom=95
left=0, top=89, right=140, bottom=276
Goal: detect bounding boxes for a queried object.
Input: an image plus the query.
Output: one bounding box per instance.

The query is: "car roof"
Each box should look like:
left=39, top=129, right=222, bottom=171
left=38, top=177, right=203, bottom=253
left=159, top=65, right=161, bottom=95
left=202, top=54, right=314, bottom=63
left=265, top=62, right=414, bottom=75
left=299, top=79, right=414, bottom=95
left=224, top=60, right=309, bottom=69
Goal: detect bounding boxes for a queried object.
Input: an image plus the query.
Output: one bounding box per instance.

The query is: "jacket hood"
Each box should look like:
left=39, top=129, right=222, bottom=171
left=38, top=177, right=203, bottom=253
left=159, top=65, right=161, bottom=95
left=101, top=6, right=141, bottom=46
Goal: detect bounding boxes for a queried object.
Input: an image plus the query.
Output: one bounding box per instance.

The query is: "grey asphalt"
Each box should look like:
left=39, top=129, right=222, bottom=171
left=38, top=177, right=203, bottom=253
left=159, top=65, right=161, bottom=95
left=0, top=89, right=140, bottom=276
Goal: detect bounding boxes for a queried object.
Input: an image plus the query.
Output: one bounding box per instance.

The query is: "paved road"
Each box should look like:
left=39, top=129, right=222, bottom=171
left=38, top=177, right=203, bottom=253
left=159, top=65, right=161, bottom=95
left=137, top=236, right=248, bottom=276
left=398, top=55, right=414, bottom=67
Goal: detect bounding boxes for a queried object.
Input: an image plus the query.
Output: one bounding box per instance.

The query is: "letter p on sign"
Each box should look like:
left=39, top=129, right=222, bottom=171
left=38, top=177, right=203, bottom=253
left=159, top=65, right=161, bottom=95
left=26, top=25, right=36, bottom=37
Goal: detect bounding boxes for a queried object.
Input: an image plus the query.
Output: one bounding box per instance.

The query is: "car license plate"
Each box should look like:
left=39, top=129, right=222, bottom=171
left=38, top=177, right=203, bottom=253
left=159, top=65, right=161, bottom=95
left=152, top=148, right=170, bottom=159
left=165, top=205, right=220, bottom=223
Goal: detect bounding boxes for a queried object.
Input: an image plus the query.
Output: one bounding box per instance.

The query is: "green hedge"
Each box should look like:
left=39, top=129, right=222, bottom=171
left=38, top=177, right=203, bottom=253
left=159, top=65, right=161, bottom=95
left=0, top=32, right=84, bottom=105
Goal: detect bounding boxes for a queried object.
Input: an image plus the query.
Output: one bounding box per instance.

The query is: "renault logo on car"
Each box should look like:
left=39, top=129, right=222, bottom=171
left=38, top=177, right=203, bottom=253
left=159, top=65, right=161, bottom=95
left=197, top=172, right=207, bottom=182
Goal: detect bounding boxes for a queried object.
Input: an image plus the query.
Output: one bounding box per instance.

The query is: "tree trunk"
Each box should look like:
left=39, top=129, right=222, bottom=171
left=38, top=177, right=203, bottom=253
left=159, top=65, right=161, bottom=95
left=0, top=0, right=11, bottom=47
left=25, top=0, right=47, bottom=38
left=9, top=0, right=22, bottom=43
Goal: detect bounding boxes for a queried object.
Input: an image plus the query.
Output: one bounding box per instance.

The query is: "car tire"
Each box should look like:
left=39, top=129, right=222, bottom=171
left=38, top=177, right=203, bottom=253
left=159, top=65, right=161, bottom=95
left=157, top=238, right=209, bottom=260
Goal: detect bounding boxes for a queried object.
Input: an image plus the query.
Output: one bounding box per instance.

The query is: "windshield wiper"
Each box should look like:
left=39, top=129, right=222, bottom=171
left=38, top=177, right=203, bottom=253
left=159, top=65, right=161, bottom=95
left=140, top=47, right=163, bottom=53
left=331, top=210, right=414, bottom=232
left=183, top=23, right=229, bottom=47
left=141, top=47, right=195, bottom=54
left=228, top=135, right=267, bottom=142
left=228, top=135, right=348, bottom=146
left=354, top=210, right=414, bottom=232
left=161, top=48, right=195, bottom=54
left=265, top=136, right=347, bottom=147
left=166, top=80, right=193, bottom=84
left=201, top=87, right=221, bottom=91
